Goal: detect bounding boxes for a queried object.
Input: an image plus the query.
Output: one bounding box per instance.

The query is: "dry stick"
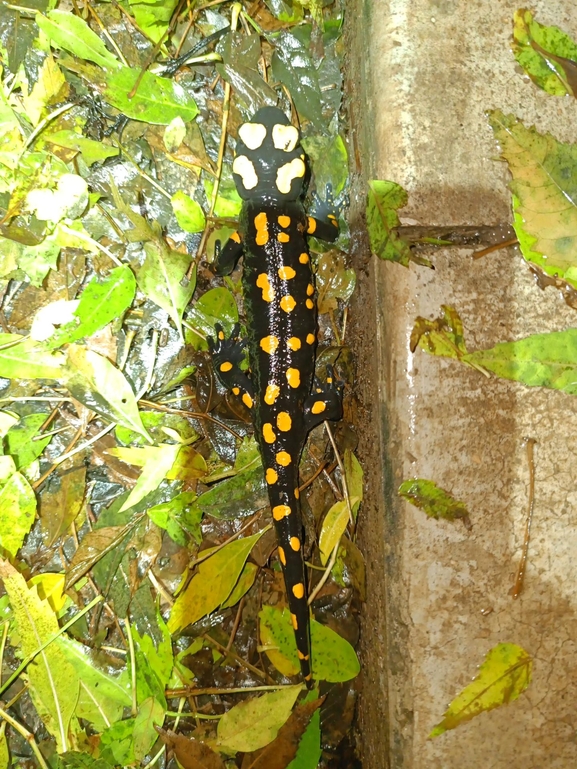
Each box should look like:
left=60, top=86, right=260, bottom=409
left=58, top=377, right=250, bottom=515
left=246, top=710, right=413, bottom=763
left=138, top=399, right=244, bottom=440
left=511, top=438, right=537, bottom=599
left=166, top=684, right=292, bottom=698
left=202, top=633, right=267, bottom=679
left=86, top=1, right=129, bottom=65
left=125, top=616, right=138, bottom=717
left=225, top=595, right=246, bottom=654
left=0, top=706, right=49, bottom=769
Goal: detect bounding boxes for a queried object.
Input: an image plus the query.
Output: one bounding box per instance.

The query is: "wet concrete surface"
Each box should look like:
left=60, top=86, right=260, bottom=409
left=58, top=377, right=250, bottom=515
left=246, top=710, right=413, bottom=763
left=347, top=2, right=577, bottom=767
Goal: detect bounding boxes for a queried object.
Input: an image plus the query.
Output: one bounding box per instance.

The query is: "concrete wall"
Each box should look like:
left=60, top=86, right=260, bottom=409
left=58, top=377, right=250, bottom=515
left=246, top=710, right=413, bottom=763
left=348, top=3, right=577, bottom=767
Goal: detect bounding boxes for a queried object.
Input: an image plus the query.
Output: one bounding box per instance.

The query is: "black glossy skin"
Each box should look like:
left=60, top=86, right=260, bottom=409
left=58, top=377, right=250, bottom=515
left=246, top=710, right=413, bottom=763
left=210, top=107, right=342, bottom=687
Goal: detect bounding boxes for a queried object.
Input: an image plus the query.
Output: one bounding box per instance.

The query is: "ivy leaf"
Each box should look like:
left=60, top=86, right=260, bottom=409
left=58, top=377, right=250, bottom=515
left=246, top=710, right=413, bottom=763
left=430, top=643, right=532, bottom=737
left=216, top=685, right=302, bottom=753
left=399, top=479, right=470, bottom=526
left=512, top=10, right=577, bottom=97
left=366, top=180, right=414, bottom=266
left=489, top=111, right=577, bottom=290
left=65, top=345, right=151, bottom=440
left=168, top=530, right=266, bottom=634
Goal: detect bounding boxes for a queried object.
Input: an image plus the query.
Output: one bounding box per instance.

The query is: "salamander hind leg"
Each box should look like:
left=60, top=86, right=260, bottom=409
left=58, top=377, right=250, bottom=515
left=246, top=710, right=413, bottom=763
left=304, top=364, right=344, bottom=431
left=208, top=322, right=254, bottom=408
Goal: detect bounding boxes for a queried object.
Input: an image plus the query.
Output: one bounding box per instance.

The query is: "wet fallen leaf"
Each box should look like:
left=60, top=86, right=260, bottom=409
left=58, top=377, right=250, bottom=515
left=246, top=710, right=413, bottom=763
left=430, top=643, right=532, bottom=737
left=0, top=460, right=37, bottom=558
left=319, top=498, right=359, bottom=565
left=513, top=9, right=577, bottom=97
left=399, top=478, right=470, bottom=526
left=156, top=729, right=225, bottom=769
left=64, top=521, right=137, bottom=590
left=168, top=529, right=266, bottom=634
left=216, top=685, right=302, bottom=753
left=489, top=111, right=577, bottom=291
left=366, top=180, right=413, bottom=266
left=316, top=252, right=356, bottom=315
left=39, top=459, right=86, bottom=546
left=241, top=696, right=323, bottom=769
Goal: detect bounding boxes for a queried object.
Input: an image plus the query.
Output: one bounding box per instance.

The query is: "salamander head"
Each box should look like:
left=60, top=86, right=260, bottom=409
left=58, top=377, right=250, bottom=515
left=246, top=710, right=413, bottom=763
left=232, top=106, right=307, bottom=202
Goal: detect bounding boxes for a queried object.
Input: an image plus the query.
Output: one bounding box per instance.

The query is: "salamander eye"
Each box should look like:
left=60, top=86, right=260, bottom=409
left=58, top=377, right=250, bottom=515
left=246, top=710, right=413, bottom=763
left=272, top=124, right=299, bottom=152
left=238, top=122, right=267, bottom=150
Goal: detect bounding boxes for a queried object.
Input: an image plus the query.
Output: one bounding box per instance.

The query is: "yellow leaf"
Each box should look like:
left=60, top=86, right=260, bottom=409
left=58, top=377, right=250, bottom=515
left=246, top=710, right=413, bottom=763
left=430, top=643, right=532, bottom=737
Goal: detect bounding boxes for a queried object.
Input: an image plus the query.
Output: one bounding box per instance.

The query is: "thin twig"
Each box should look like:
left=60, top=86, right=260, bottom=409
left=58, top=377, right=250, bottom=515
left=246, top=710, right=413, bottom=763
left=0, top=706, right=49, bottom=769
left=510, top=438, right=537, bottom=599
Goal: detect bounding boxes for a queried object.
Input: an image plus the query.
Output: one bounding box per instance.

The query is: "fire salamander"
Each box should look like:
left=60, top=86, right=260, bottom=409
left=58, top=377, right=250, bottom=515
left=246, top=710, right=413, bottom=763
left=209, top=106, right=343, bottom=688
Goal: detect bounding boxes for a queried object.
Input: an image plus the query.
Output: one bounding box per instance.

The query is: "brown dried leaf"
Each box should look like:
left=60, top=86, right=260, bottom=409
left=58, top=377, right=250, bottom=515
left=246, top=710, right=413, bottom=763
left=240, top=698, right=323, bottom=769
left=155, top=728, right=226, bottom=769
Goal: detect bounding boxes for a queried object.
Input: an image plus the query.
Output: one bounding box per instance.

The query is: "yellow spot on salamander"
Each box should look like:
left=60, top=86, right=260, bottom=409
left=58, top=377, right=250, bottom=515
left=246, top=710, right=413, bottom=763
left=306, top=284, right=314, bottom=296
left=306, top=299, right=314, bottom=310
left=232, top=155, right=258, bottom=190
left=272, top=123, right=299, bottom=152
left=290, top=536, right=301, bottom=551
left=256, top=272, right=275, bottom=302
left=232, top=386, right=240, bottom=395
left=286, top=368, right=300, bottom=388
left=276, top=158, right=306, bottom=194
left=278, top=266, right=296, bottom=280
left=292, top=583, right=305, bottom=599
left=307, top=217, right=317, bottom=234
left=231, top=231, right=241, bottom=243
left=280, top=295, right=296, bottom=313
left=291, top=613, right=298, bottom=630
left=294, top=487, right=300, bottom=499
left=260, top=335, right=279, bottom=354
left=287, top=337, right=301, bottom=351
left=242, top=393, right=253, bottom=408
left=273, top=504, right=291, bottom=520
left=277, top=412, right=292, bottom=431
left=299, top=253, right=309, bottom=264
left=263, top=423, right=276, bottom=444
left=238, top=121, right=267, bottom=149
left=254, top=212, right=269, bottom=246
left=220, top=361, right=233, bottom=372
left=266, top=468, right=278, bottom=484
left=277, top=232, right=290, bottom=243
left=311, top=401, right=326, bottom=414
left=278, top=546, right=286, bottom=565
left=278, top=214, right=291, bottom=228
left=297, top=650, right=309, bottom=660
left=264, top=384, right=280, bottom=405
left=306, top=333, right=315, bottom=344
left=276, top=451, right=291, bottom=466
left=218, top=329, right=225, bottom=340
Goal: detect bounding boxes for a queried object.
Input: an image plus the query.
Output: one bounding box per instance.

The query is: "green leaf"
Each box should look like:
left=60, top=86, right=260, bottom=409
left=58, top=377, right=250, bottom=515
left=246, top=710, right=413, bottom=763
left=99, top=717, right=137, bottom=765
left=37, top=10, right=121, bottom=70
left=399, top=479, right=469, bottom=524
left=171, top=191, right=206, bottom=233
left=104, top=67, right=198, bottom=125
left=489, top=110, right=577, bottom=290
left=344, top=450, right=363, bottom=519
left=271, top=33, right=323, bottom=130
left=221, top=562, right=258, bottom=609
left=315, top=252, right=356, bottom=315
left=54, top=752, right=115, bottom=769
left=185, top=286, right=239, bottom=351
left=132, top=697, right=165, bottom=761
left=119, top=443, right=180, bottom=512
left=410, top=305, right=468, bottom=360
left=128, top=0, right=179, bottom=44
left=57, top=635, right=131, bottom=731
left=430, top=643, right=532, bottom=737
left=0, top=560, right=81, bottom=752
left=4, top=413, right=52, bottom=469
left=260, top=607, right=360, bottom=683
left=187, top=458, right=266, bottom=520
left=287, top=690, right=322, bottom=769
left=216, top=685, right=302, bottom=753
left=203, top=176, right=242, bottom=218
left=136, top=242, right=196, bottom=341
left=47, top=265, right=136, bottom=348
left=318, top=498, right=357, bottom=565
left=0, top=334, right=66, bottom=379
left=146, top=491, right=201, bottom=545
left=168, top=529, right=266, bottom=633
left=512, top=10, right=577, bottom=97
left=366, top=180, right=412, bottom=265
left=0, top=470, right=37, bottom=558
left=65, top=345, right=151, bottom=440
left=45, top=130, right=120, bottom=166
left=301, top=134, right=348, bottom=196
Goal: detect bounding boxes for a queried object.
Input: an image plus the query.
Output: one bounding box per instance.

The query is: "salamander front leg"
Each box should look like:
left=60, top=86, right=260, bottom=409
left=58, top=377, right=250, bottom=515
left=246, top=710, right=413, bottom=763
left=304, top=365, right=344, bottom=431
left=213, top=232, right=243, bottom=276
left=208, top=322, right=254, bottom=409
left=306, top=184, right=343, bottom=243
